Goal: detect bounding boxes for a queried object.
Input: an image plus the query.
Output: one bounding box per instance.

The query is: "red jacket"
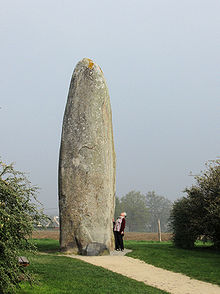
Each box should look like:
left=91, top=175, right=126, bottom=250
left=120, top=217, right=126, bottom=233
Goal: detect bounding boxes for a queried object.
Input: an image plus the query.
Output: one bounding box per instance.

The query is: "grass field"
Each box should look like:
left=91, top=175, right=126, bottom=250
left=125, top=240, right=220, bottom=286
left=16, top=236, right=220, bottom=293
left=16, top=239, right=168, bottom=294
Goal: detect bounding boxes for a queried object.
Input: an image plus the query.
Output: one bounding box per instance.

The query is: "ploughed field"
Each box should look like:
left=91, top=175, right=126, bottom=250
left=32, top=230, right=172, bottom=241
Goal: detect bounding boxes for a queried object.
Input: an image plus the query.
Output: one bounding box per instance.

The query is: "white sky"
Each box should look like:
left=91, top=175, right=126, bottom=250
left=1, top=0, right=219, bottom=214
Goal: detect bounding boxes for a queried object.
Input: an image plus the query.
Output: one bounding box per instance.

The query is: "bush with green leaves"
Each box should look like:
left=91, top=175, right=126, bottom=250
left=169, top=197, right=199, bottom=248
left=170, top=160, right=220, bottom=249
left=0, top=160, right=47, bottom=294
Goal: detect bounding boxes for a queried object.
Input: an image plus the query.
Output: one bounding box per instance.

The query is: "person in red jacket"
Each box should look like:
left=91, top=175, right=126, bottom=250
left=113, top=212, right=127, bottom=251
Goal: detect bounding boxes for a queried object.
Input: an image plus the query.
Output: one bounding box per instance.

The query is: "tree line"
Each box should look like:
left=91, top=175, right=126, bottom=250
left=115, top=159, right=220, bottom=250
left=115, top=190, right=173, bottom=233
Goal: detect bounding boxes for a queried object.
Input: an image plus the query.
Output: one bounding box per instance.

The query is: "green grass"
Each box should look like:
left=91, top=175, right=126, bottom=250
left=125, top=240, right=220, bottom=285
left=17, top=238, right=220, bottom=293
left=16, top=239, right=168, bottom=294
left=31, top=238, right=60, bottom=253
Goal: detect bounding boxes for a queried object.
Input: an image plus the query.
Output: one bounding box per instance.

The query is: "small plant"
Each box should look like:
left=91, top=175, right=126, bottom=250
left=0, top=160, right=47, bottom=294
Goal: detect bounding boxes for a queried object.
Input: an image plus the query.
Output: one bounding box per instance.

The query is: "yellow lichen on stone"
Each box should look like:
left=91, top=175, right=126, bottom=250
left=87, top=58, right=94, bottom=69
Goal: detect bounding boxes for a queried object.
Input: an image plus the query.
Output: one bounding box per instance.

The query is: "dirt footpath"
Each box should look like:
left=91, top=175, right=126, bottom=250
left=67, top=250, right=220, bottom=294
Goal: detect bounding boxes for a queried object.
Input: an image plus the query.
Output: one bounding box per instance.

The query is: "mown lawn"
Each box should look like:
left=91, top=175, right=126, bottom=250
left=16, top=239, right=220, bottom=293
left=16, top=239, right=168, bottom=294
left=125, top=240, right=220, bottom=285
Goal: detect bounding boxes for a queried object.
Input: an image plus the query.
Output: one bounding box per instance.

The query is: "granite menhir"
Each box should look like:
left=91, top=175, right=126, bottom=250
left=59, top=58, right=116, bottom=255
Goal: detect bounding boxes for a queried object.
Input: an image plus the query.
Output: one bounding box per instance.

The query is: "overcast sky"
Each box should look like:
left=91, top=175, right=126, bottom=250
left=1, top=0, right=219, bottom=214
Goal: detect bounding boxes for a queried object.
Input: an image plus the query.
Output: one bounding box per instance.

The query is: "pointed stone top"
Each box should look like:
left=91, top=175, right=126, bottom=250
left=76, top=58, right=103, bottom=75
left=72, top=58, right=106, bottom=91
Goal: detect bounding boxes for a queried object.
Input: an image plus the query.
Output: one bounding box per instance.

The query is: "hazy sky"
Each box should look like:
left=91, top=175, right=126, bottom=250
left=1, top=1, right=219, bottom=214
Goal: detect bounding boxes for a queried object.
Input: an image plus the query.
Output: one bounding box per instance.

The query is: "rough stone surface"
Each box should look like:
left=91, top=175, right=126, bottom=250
left=59, top=58, right=116, bottom=255
left=85, top=242, right=109, bottom=256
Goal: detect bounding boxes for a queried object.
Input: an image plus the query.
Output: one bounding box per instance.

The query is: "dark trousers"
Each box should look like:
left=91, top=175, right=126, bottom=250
left=114, top=231, right=124, bottom=250
left=114, top=231, right=118, bottom=250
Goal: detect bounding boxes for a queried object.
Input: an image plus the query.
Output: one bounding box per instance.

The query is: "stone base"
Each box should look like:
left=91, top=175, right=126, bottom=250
left=83, top=242, right=110, bottom=256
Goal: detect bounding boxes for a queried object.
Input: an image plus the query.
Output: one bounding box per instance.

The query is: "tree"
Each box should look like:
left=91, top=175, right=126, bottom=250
left=114, top=196, right=122, bottom=220
left=170, top=160, right=220, bottom=249
left=194, top=160, right=220, bottom=248
left=117, top=191, right=149, bottom=232
left=0, top=160, right=46, bottom=293
left=146, top=191, right=173, bottom=232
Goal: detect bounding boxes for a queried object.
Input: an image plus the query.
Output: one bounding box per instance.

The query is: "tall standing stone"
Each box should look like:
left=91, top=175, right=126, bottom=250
left=58, top=58, right=116, bottom=255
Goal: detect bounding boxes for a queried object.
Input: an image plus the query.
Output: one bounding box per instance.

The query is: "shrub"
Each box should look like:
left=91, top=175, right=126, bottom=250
left=170, top=197, right=199, bottom=248
left=0, top=160, right=46, bottom=293
left=170, top=160, right=220, bottom=249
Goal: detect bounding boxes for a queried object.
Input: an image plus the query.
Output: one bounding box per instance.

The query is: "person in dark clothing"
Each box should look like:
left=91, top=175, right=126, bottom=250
left=113, top=212, right=126, bottom=251
left=112, top=218, right=119, bottom=250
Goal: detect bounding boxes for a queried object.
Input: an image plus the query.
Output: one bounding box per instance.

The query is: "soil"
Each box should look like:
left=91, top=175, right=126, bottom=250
left=32, top=230, right=172, bottom=241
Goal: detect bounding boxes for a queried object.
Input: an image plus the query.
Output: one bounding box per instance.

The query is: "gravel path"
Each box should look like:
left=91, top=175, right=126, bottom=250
left=67, top=249, right=220, bottom=294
